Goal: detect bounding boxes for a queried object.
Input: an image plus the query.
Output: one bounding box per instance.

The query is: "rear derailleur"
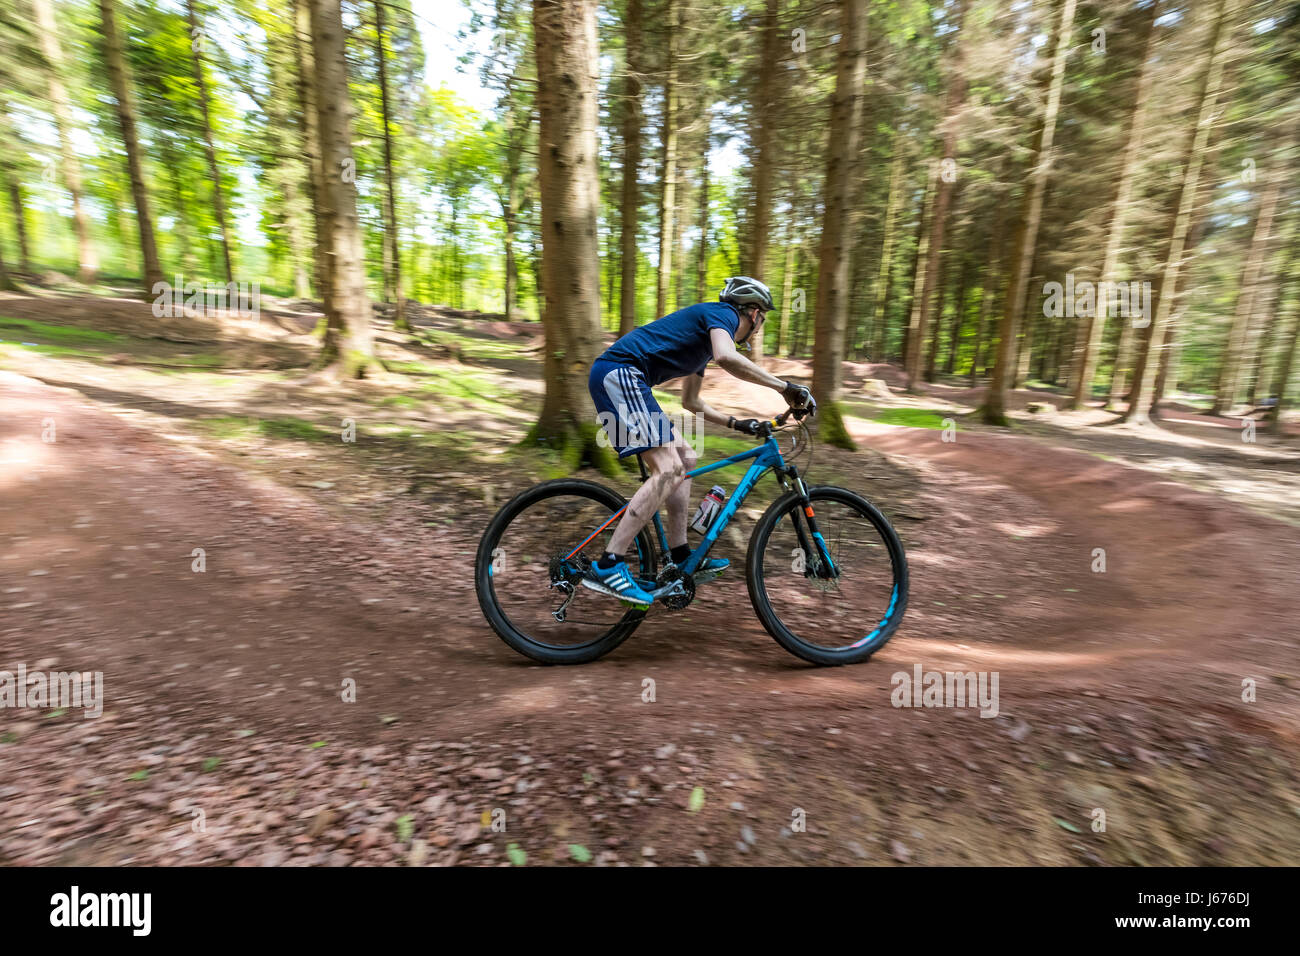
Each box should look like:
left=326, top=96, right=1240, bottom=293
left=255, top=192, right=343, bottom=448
left=547, top=555, right=586, bottom=622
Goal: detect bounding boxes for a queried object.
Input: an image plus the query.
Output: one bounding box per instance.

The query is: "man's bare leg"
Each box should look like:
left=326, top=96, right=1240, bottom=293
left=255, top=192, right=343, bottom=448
left=663, top=442, right=697, bottom=548
left=607, top=440, right=693, bottom=556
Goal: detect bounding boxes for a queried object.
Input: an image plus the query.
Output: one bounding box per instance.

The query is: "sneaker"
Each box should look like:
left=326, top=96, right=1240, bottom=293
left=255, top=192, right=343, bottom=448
left=660, top=556, right=729, bottom=582
left=582, top=561, right=654, bottom=608
left=696, top=557, right=730, bottom=576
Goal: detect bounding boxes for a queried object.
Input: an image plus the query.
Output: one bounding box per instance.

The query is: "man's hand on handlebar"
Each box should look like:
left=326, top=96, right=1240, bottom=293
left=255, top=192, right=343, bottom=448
left=728, top=416, right=764, bottom=435
left=781, top=380, right=818, bottom=417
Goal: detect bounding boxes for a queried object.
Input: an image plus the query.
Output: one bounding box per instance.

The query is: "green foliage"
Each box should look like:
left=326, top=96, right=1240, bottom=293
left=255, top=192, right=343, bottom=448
left=0, top=316, right=126, bottom=343
left=870, top=407, right=950, bottom=430
left=196, top=415, right=332, bottom=443
left=567, top=844, right=592, bottom=863
left=1, top=0, right=1297, bottom=426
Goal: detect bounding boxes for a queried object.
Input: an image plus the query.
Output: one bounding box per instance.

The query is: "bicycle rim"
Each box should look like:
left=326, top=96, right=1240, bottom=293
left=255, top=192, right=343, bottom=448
left=750, top=486, right=907, bottom=660
left=480, top=484, right=655, bottom=654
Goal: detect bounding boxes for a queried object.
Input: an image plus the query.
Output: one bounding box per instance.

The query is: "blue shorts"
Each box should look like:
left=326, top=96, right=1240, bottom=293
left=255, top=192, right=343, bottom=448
left=589, top=359, right=676, bottom=458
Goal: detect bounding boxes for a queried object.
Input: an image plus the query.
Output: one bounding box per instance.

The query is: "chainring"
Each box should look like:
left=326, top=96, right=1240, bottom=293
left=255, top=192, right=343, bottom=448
left=654, top=565, right=696, bottom=611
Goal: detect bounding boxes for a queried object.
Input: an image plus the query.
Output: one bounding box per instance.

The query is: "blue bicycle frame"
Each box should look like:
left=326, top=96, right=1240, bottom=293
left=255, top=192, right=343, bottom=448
left=560, top=420, right=838, bottom=588
left=630, top=431, right=837, bottom=582
left=655, top=435, right=783, bottom=576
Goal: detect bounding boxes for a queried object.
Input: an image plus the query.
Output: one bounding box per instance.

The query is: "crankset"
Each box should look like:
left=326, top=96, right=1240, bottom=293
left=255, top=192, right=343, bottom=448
left=654, top=565, right=696, bottom=611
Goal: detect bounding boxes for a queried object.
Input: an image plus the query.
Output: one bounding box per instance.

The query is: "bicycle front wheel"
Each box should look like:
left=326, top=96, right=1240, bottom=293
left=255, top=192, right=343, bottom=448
left=475, top=479, right=658, bottom=664
left=746, top=485, right=908, bottom=665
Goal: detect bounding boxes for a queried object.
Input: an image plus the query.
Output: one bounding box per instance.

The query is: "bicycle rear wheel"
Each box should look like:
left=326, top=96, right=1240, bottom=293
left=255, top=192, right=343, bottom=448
left=475, top=479, right=658, bottom=664
left=746, top=485, right=908, bottom=665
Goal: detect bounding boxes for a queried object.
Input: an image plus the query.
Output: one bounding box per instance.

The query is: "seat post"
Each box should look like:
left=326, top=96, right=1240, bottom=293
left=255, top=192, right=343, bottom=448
left=636, top=453, right=649, bottom=481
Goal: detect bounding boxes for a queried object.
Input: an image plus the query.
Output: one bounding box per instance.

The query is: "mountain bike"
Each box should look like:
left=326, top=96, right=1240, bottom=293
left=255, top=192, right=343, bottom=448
left=475, top=408, right=908, bottom=665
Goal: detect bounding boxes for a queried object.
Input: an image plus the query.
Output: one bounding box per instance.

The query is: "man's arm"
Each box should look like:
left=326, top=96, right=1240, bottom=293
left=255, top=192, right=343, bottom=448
left=709, top=327, right=789, bottom=392
left=679, top=371, right=733, bottom=428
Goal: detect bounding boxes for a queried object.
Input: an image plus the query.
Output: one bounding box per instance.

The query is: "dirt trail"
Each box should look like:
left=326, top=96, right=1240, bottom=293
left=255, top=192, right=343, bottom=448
left=2, top=359, right=1299, bottom=866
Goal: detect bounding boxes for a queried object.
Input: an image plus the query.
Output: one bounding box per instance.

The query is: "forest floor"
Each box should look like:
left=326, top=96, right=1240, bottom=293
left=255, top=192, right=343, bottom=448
left=2, top=284, right=1298, bottom=866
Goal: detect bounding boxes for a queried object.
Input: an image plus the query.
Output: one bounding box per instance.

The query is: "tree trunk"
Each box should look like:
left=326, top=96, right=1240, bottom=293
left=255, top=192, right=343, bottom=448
left=530, top=0, right=611, bottom=469
left=266, top=34, right=312, bottom=299
left=1211, top=114, right=1296, bottom=415
left=499, top=76, right=529, bottom=322
left=99, top=0, right=164, bottom=292
left=747, top=0, right=781, bottom=363
left=1254, top=211, right=1299, bottom=406
left=33, top=0, right=96, bottom=283
left=1154, top=301, right=1183, bottom=401
left=373, top=0, right=408, bottom=330
left=186, top=0, right=234, bottom=284
left=1069, top=2, right=1159, bottom=409
left=970, top=213, right=1003, bottom=385
left=0, top=102, right=31, bottom=273
left=0, top=234, right=12, bottom=291
left=618, top=0, right=643, bottom=335
left=654, top=0, right=679, bottom=320
left=810, top=0, right=868, bottom=449
left=983, top=0, right=1077, bottom=425
left=869, top=141, right=905, bottom=361
left=292, top=0, right=328, bottom=305
left=902, top=161, right=938, bottom=379
left=925, top=250, right=949, bottom=383
left=1014, top=289, right=1036, bottom=389
left=778, top=204, right=797, bottom=357
left=946, top=253, right=971, bottom=375
left=843, top=46, right=878, bottom=361
left=672, top=170, right=687, bottom=312
left=906, top=0, right=966, bottom=386
left=309, top=0, right=374, bottom=377
left=1267, top=231, right=1300, bottom=434
left=696, top=109, right=710, bottom=301
left=1123, top=0, right=1241, bottom=425
left=4, top=174, right=29, bottom=272
left=1153, top=132, right=1220, bottom=404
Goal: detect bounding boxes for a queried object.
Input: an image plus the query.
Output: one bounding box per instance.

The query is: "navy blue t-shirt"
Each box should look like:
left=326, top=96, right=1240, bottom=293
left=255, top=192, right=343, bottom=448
left=598, top=302, right=740, bottom=386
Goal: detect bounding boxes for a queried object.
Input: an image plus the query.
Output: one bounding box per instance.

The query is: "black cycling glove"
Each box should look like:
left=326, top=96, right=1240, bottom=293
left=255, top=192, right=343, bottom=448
left=728, top=417, right=763, bottom=435
left=781, top=381, right=817, bottom=413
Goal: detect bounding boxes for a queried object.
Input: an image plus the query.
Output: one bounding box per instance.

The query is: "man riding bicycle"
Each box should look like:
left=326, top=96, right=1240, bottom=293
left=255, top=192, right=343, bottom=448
left=585, top=276, right=817, bottom=607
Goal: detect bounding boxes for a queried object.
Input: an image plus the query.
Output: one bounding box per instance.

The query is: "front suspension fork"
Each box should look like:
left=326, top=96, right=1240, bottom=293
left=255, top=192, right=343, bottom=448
left=784, top=468, right=837, bottom=579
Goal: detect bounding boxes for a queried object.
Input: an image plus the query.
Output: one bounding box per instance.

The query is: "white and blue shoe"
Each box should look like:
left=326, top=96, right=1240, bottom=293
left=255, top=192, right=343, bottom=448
left=582, top=561, right=655, bottom=608
left=692, top=557, right=730, bottom=582
left=653, top=557, right=729, bottom=584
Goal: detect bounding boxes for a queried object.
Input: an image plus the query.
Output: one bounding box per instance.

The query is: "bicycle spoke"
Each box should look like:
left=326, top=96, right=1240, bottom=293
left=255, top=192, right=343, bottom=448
left=757, top=494, right=901, bottom=652
left=482, top=488, right=656, bottom=654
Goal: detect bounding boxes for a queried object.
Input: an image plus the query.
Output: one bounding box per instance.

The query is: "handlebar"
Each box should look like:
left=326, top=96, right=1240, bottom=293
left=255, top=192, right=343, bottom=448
left=758, top=404, right=814, bottom=438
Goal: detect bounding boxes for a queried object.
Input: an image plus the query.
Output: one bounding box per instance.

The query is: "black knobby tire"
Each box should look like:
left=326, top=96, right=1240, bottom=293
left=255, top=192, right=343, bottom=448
left=746, top=485, right=909, bottom=666
left=475, top=479, right=658, bottom=665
